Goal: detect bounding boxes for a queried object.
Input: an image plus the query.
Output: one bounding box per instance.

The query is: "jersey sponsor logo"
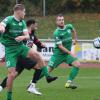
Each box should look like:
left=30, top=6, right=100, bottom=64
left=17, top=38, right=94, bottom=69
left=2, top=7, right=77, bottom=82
left=60, top=32, right=67, bottom=37
left=12, top=23, right=17, bottom=26
left=9, top=30, right=23, bottom=33
left=59, top=37, right=72, bottom=43
left=61, top=33, right=64, bottom=36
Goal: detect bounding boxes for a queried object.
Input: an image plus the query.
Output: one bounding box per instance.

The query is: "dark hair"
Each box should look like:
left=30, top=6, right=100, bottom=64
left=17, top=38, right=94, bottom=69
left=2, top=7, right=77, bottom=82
left=26, top=19, right=36, bottom=27
left=13, top=4, right=25, bottom=11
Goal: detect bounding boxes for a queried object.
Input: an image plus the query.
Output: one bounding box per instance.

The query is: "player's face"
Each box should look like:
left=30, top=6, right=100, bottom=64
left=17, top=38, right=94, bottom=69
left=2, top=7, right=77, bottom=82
left=56, top=16, right=64, bottom=27
left=18, top=9, right=25, bottom=20
left=31, top=23, right=38, bottom=31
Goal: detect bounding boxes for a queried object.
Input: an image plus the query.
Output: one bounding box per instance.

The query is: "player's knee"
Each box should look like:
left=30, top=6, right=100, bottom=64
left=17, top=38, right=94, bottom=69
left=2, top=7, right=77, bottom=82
left=8, top=74, right=15, bottom=80
left=72, top=61, right=81, bottom=67
left=8, top=71, right=17, bottom=79
left=75, top=61, right=81, bottom=67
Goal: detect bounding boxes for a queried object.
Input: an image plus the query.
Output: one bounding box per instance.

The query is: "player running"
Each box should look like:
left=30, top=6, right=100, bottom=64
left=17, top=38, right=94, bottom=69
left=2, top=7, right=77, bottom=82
left=40, top=14, right=81, bottom=89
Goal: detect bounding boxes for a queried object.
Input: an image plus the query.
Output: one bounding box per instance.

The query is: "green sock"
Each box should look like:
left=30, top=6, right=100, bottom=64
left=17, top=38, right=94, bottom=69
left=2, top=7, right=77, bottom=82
left=67, top=66, right=79, bottom=81
left=7, top=91, right=12, bottom=100
left=40, top=66, right=50, bottom=78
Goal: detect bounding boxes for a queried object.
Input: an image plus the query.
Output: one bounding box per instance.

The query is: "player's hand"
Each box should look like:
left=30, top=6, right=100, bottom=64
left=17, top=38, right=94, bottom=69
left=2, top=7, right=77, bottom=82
left=0, top=24, right=5, bottom=33
left=70, top=52, right=77, bottom=58
left=15, top=36, right=25, bottom=42
left=41, top=43, right=45, bottom=48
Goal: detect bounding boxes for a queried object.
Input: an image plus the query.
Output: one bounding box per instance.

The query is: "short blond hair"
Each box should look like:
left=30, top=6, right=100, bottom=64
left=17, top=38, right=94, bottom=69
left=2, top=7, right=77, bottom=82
left=13, top=4, right=25, bottom=11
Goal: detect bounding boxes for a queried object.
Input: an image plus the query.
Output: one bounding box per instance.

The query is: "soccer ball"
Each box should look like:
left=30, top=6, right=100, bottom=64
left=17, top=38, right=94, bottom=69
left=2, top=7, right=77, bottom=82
left=93, top=37, right=100, bottom=49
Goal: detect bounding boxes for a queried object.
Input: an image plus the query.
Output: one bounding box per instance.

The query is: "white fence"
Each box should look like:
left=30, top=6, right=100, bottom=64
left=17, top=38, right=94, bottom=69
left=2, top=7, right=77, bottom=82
left=40, top=39, right=100, bottom=62
left=0, top=39, right=100, bottom=62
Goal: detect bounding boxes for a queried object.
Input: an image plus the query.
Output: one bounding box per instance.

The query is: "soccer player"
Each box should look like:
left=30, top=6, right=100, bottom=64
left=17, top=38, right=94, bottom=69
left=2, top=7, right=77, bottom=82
left=0, top=4, right=56, bottom=100
left=0, top=19, right=57, bottom=95
left=0, top=19, right=41, bottom=95
left=40, top=14, right=80, bottom=89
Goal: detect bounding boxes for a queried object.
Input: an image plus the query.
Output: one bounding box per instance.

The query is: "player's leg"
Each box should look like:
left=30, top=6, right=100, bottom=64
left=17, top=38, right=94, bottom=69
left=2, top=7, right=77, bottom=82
left=7, top=67, right=17, bottom=100
left=5, top=47, right=18, bottom=100
left=27, top=69, right=42, bottom=95
left=19, top=57, right=42, bottom=95
left=0, top=57, right=25, bottom=92
left=39, top=54, right=64, bottom=81
left=0, top=77, right=7, bottom=92
left=22, top=46, right=57, bottom=83
left=5, top=45, right=27, bottom=100
left=65, top=55, right=80, bottom=89
left=23, top=57, right=42, bottom=84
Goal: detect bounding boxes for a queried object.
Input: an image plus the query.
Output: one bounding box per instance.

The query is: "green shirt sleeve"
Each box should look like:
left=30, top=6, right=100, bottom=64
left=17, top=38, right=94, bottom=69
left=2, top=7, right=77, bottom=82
left=22, top=20, right=28, bottom=32
left=1, top=16, right=11, bottom=27
left=66, top=24, right=74, bottom=30
left=54, top=30, right=62, bottom=45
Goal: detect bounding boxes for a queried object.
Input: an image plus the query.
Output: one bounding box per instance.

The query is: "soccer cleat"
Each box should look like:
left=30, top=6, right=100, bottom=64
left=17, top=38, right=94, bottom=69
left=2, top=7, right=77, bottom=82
left=27, top=83, right=42, bottom=95
left=0, top=86, right=3, bottom=92
left=27, top=80, right=32, bottom=89
left=65, top=81, right=77, bottom=89
left=46, top=76, right=58, bottom=83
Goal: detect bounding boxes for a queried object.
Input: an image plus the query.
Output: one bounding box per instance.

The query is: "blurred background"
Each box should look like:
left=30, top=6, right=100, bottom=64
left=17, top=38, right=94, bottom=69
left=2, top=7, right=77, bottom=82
left=0, top=0, right=100, bottom=39
left=0, top=0, right=100, bottom=61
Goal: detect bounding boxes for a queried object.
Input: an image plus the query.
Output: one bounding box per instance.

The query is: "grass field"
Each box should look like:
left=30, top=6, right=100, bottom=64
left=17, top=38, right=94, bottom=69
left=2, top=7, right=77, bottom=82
left=0, top=66, right=100, bottom=100
left=35, top=13, right=100, bottom=39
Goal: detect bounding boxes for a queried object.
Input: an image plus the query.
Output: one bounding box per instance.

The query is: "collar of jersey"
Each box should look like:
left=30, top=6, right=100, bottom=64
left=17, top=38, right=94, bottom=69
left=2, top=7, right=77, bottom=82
left=57, top=25, right=66, bottom=30
left=13, top=15, right=20, bottom=22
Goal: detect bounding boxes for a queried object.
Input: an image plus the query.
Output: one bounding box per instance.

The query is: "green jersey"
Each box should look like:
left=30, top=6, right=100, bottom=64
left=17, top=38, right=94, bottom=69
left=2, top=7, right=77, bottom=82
left=53, top=24, right=74, bottom=54
left=0, top=16, right=28, bottom=46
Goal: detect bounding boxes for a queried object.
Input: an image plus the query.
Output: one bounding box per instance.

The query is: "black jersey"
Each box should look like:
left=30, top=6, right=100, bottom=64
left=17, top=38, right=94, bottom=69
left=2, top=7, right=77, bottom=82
left=24, top=30, right=44, bottom=50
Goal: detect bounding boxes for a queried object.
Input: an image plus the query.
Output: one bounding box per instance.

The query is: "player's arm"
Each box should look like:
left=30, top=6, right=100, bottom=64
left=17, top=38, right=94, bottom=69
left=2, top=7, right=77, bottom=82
left=72, top=28, right=78, bottom=45
left=58, top=43, right=76, bottom=57
left=33, top=34, right=45, bottom=49
left=54, top=32, right=76, bottom=57
left=68, top=24, right=78, bottom=45
left=15, top=31, right=30, bottom=42
left=0, top=17, right=10, bottom=33
left=23, top=20, right=30, bottom=40
left=15, top=21, right=30, bottom=42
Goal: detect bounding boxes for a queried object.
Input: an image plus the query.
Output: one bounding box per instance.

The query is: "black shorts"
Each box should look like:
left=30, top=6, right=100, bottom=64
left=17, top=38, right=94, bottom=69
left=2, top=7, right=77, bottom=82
left=16, top=56, right=37, bottom=74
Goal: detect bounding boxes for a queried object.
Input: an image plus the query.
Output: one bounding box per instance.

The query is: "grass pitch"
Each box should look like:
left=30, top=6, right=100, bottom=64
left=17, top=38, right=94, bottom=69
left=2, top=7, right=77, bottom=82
left=0, top=66, right=100, bottom=100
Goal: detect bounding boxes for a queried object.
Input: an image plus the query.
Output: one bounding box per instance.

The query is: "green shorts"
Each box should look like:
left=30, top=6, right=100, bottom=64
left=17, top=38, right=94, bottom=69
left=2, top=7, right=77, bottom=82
left=5, top=44, right=30, bottom=68
left=48, top=53, right=77, bottom=69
